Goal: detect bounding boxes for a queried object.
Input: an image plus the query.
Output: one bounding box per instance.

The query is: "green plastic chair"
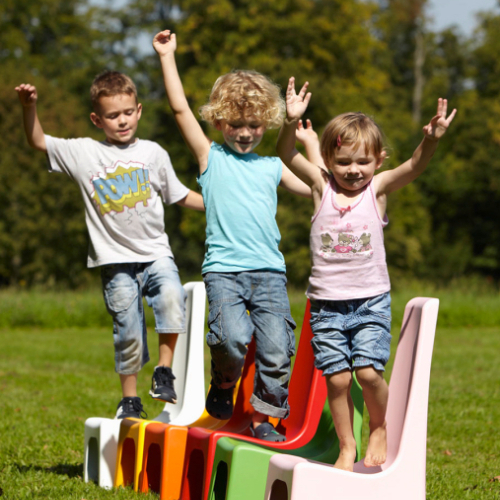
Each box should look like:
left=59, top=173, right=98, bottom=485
left=207, top=375, right=364, bottom=500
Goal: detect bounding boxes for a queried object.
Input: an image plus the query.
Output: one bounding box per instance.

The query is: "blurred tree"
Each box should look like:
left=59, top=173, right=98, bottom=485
left=1, top=0, right=498, bottom=288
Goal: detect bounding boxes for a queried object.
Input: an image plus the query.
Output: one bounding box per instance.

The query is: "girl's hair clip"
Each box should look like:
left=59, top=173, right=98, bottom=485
left=337, top=135, right=342, bottom=148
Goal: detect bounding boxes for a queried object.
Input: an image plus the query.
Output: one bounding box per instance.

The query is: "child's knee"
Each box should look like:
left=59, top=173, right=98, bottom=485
left=325, top=370, right=352, bottom=394
left=355, top=365, right=384, bottom=388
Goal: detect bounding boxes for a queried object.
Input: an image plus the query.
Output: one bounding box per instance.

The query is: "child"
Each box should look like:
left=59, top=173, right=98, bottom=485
left=15, top=71, right=205, bottom=419
left=153, top=30, right=311, bottom=442
left=277, top=77, right=456, bottom=469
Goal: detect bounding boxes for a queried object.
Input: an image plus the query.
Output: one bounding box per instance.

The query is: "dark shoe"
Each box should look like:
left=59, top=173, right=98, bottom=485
left=250, top=422, right=286, bottom=442
left=115, top=397, right=147, bottom=419
left=205, top=382, right=234, bottom=420
left=150, top=366, right=177, bottom=403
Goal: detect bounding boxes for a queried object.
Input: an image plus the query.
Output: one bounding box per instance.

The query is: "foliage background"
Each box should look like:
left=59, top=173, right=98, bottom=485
left=1, top=0, right=500, bottom=289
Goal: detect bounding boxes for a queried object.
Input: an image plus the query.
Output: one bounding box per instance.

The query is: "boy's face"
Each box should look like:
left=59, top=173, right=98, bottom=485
left=90, top=93, right=142, bottom=146
left=329, top=142, right=384, bottom=194
left=215, top=116, right=266, bottom=154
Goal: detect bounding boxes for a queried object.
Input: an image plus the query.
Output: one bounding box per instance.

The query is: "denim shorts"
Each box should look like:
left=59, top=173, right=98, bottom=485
left=309, top=292, right=392, bottom=375
left=203, top=271, right=296, bottom=419
left=101, top=256, right=187, bottom=375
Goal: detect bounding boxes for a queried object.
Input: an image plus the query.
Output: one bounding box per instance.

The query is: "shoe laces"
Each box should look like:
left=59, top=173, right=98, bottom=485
left=155, top=366, right=175, bottom=387
left=123, top=397, right=148, bottom=419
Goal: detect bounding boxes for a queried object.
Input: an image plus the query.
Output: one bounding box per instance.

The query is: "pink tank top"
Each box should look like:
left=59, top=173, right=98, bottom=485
left=307, top=176, right=390, bottom=301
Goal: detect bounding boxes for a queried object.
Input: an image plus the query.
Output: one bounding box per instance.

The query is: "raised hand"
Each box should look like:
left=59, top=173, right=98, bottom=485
left=15, top=83, right=38, bottom=107
left=422, top=98, right=457, bottom=141
left=295, top=119, right=318, bottom=146
left=153, top=29, right=177, bottom=56
left=286, top=77, right=311, bottom=121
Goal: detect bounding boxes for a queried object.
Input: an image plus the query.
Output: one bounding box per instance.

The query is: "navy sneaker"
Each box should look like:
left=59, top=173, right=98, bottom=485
left=115, top=397, right=147, bottom=419
left=250, top=422, right=286, bottom=442
left=205, top=382, right=234, bottom=420
left=149, top=366, right=177, bottom=403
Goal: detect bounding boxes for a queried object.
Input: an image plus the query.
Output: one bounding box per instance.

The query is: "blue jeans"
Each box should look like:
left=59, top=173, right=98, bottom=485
left=203, top=271, right=296, bottom=419
left=101, top=257, right=187, bottom=375
left=309, top=292, right=392, bottom=375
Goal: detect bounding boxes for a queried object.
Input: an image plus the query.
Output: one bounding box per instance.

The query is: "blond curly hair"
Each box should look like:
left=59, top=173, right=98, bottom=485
left=321, top=112, right=386, bottom=168
left=199, top=70, right=285, bottom=129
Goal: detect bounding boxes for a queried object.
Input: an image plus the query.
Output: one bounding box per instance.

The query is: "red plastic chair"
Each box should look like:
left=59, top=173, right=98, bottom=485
left=180, top=300, right=327, bottom=500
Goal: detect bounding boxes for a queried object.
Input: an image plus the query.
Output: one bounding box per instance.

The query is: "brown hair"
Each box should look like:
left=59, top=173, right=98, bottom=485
left=90, top=71, right=138, bottom=112
left=320, top=112, right=386, bottom=168
left=199, top=70, right=285, bottom=129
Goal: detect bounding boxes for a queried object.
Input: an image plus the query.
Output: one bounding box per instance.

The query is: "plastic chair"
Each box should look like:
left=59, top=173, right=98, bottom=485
left=138, top=422, right=189, bottom=499
left=153, top=281, right=207, bottom=424
left=264, top=297, right=440, bottom=500
left=180, top=300, right=329, bottom=500
left=180, top=339, right=257, bottom=500
left=138, top=342, right=254, bottom=498
left=114, top=418, right=151, bottom=490
left=206, top=373, right=364, bottom=500
left=84, top=417, right=121, bottom=489
left=83, top=281, right=207, bottom=489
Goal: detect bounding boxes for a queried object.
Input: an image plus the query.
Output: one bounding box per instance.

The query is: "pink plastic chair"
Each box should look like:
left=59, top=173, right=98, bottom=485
left=264, top=297, right=439, bottom=500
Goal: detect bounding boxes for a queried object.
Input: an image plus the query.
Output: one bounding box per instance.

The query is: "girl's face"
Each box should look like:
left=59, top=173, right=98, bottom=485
left=216, top=117, right=266, bottom=154
left=329, top=142, right=384, bottom=194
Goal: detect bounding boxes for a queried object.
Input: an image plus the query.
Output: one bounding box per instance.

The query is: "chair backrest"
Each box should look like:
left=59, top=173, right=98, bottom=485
left=275, top=300, right=327, bottom=438
left=220, top=339, right=257, bottom=433
left=153, top=282, right=207, bottom=424
left=384, top=297, right=439, bottom=468
left=213, top=299, right=327, bottom=439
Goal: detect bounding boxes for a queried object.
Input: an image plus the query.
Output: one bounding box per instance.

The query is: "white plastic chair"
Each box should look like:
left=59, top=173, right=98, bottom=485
left=83, top=281, right=207, bottom=489
left=151, top=281, right=206, bottom=424
left=264, top=297, right=439, bottom=500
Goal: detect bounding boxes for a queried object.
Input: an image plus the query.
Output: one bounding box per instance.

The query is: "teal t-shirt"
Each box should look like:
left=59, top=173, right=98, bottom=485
left=197, top=142, right=286, bottom=274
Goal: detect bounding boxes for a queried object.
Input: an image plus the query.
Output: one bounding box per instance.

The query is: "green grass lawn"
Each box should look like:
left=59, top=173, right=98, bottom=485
left=0, top=286, right=500, bottom=499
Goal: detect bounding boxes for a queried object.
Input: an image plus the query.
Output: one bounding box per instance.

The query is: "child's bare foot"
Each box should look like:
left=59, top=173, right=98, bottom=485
left=364, top=423, right=387, bottom=467
left=334, top=445, right=357, bottom=472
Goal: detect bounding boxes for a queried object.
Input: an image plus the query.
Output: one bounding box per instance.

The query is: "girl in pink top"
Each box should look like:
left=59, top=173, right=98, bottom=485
left=278, top=78, right=456, bottom=472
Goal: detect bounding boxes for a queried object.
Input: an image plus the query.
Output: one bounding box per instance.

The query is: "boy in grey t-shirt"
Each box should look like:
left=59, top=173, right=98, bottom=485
left=15, top=71, right=204, bottom=419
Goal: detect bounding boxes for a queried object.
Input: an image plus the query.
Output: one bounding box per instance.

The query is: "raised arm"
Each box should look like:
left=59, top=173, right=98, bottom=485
left=153, top=30, right=211, bottom=174
left=376, top=98, right=457, bottom=195
left=295, top=118, right=327, bottom=171
left=15, top=83, right=47, bottom=152
left=276, top=77, right=324, bottom=189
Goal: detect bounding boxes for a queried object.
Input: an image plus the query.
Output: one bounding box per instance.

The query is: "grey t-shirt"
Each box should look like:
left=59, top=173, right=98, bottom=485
left=45, top=135, right=189, bottom=268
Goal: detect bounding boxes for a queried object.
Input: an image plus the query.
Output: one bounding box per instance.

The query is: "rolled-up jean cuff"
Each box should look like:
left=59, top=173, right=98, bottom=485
left=156, top=328, right=187, bottom=334
left=321, top=359, right=351, bottom=376
left=116, top=355, right=150, bottom=375
left=353, top=356, right=386, bottom=372
left=250, top=394, right=289, bottom=419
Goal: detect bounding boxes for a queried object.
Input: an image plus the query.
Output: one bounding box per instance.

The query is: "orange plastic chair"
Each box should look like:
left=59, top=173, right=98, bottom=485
left=180, top=339, right=257, bottom=500
left=138, top=422, right=189, bottom=499
left=264, top=297, right=440, bottom=500
left=180, top=300, right=328, bottom=500
left=139, top=341, right=256, bottom=499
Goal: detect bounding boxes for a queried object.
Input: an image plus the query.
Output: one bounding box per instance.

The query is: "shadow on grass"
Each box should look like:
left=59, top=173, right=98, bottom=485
left=14, top=462, right=83, bottom=479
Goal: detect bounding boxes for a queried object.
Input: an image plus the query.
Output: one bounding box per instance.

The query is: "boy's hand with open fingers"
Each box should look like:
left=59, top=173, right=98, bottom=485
left=15, top=83, right=38, bottom=107
left=423, top=98, right=457, bottom=141
left=286, top=77, right=311, bottom=122
left=153, top=29, right=177, bottom=56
